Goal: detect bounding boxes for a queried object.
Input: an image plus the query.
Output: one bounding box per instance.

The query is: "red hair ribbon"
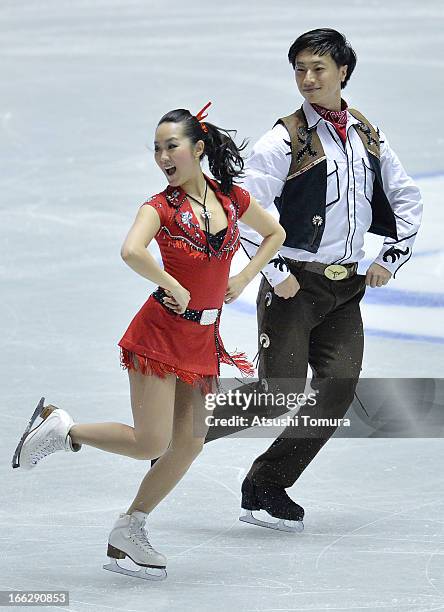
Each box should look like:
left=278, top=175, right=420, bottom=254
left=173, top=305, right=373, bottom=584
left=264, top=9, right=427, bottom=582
left=195, top=101, right=212, bottom=121
left=195, top=101, right=212, bottom=133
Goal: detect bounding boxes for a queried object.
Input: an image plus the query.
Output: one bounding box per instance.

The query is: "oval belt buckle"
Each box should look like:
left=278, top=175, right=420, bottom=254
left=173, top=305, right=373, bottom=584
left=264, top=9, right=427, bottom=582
left=324, top=264, right=348, bottom=281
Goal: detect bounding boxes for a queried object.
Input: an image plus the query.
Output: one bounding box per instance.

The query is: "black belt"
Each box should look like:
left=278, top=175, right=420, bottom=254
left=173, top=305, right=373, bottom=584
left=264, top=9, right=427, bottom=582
left=285, top=259, right=358, bottom=280
left=152, top=288, right=221, bottom=325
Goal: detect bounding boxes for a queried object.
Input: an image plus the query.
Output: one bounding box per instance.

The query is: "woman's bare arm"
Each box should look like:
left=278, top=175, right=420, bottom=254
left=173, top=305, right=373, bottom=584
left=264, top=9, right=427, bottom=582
left=121, top=206, right=190, bottom=311
left=225, top=196, right=286, bottom=302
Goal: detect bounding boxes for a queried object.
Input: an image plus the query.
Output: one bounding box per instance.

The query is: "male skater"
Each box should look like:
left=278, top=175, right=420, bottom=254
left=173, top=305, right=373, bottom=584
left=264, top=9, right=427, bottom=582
left=236, top=28, right=422, bottom=531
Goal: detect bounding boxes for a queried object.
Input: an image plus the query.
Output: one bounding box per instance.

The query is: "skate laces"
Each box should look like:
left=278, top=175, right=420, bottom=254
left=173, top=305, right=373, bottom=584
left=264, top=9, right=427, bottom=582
left=30, top=437, right=65, bottom=464
left=129, top=515, right=155, bottom=552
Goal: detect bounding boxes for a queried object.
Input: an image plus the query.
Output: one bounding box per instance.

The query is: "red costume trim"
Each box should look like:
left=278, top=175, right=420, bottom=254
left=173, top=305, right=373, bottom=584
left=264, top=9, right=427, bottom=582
left=119, top=347, right=217, bottom=394
left=161, top=233, right=208, bottom=259
left=215, top=313, right=255, bottom=377
left=219, top=349, right=256, bottom=376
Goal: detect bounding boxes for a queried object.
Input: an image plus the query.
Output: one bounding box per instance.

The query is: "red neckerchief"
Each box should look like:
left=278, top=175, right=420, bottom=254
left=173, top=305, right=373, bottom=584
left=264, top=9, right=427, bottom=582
left=312, top=101, right=348, bottom=144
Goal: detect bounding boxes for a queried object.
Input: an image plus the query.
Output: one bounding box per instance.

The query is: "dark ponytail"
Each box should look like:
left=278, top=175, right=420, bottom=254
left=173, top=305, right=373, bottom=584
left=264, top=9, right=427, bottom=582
left=157, top=109, right=248, bottom=195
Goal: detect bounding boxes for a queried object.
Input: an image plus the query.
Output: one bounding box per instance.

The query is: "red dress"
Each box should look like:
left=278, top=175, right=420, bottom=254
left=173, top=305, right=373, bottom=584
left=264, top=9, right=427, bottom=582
left=118, top=175, right=254, bottom=392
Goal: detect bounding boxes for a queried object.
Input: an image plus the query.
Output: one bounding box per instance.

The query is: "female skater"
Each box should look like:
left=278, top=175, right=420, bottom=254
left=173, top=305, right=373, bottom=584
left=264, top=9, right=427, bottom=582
left=12, top=102, right=286, bottom=580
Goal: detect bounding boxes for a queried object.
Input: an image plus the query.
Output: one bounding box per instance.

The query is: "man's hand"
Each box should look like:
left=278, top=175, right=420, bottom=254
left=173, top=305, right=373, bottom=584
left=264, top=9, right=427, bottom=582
left=274, top=274, right=301, bottom=298
left=365, top=262, right=392, bottom=288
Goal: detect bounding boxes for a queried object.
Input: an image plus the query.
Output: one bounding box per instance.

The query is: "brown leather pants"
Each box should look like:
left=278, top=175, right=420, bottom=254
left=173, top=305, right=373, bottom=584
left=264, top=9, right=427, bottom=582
left=205, top=261, right=366, bottom=489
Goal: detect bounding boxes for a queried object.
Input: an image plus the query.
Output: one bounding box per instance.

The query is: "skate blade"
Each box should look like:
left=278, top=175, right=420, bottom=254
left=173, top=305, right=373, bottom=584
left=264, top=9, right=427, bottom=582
left=103, top=558, right=167, bottom=581
left=239, top=509, right=304, bottom=533
left=11, top=397, right=45, bottom=469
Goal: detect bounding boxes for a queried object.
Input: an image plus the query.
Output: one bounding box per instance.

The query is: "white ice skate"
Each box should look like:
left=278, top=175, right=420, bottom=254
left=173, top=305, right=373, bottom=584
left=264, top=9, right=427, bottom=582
left=103, top=511, right=167, bottom=581
left=12, top=397, right=82, bottom=470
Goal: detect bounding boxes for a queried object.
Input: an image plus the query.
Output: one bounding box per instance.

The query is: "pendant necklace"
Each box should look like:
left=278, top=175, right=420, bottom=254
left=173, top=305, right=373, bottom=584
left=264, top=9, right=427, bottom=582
left=186, top=181, right=211, bottom=220
left=186, top=181, right=212, bottom=257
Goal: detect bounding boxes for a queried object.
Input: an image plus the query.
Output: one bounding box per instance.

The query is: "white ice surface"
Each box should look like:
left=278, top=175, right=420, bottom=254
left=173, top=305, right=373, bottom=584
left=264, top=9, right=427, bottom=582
left=2, top=1, right=444, bottom=611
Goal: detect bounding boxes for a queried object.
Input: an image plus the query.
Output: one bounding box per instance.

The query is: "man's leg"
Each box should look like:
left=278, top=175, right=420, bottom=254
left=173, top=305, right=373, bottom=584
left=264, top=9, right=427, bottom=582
left=238, top=272, right=321, bottom=528
left=246, top=274, right=366, bottom=490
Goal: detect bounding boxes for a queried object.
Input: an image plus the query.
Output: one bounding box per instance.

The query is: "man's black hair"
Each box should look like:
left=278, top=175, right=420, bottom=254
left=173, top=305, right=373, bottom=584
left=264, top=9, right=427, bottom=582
left=288, top=28, right=357, bottom=88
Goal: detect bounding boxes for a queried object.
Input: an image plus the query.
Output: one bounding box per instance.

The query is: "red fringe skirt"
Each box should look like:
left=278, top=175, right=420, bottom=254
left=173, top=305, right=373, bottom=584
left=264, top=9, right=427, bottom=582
left=118, top=298, right=255, bottom=395
left=119, top=347, right=219, bottom=394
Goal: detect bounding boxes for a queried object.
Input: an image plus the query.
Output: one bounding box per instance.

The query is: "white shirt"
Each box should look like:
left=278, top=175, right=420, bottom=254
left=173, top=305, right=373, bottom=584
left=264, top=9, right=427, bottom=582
left=239, top=100, right=423, bottom=286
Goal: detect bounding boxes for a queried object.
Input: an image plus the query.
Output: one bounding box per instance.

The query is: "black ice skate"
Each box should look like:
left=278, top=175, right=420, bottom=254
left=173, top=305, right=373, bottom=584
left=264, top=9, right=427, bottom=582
left=239, top=478, right=304, bottom=533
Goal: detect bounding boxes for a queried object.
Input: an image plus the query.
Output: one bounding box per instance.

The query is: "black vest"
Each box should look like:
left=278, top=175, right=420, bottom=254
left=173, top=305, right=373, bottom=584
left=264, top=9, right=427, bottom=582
left=274, top=107, right=398, bottom=252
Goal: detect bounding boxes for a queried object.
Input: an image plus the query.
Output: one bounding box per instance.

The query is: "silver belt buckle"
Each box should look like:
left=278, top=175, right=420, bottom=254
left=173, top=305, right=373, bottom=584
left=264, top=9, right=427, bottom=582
left=324, top=264, right=349, bottom=281
left=200, top=308, right=218, bottom=325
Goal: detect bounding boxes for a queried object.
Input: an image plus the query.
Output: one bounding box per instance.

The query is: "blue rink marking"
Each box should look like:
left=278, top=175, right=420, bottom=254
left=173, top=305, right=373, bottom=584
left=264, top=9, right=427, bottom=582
left=413, top=170, right=444, bottom=180
left=365, top=328, right=444, bottom=344
left=231, top=299, right=444, bottom=345
left=411, top=249, right=443, bottom=258
left=363, top=288, right=444, bottom=308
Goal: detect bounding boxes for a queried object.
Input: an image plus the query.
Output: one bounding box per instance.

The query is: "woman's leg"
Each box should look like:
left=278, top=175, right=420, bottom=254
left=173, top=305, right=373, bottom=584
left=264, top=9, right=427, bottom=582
left=69, top=365, right=176, bottom=460
left=126, top=379, right=210, bottom=515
